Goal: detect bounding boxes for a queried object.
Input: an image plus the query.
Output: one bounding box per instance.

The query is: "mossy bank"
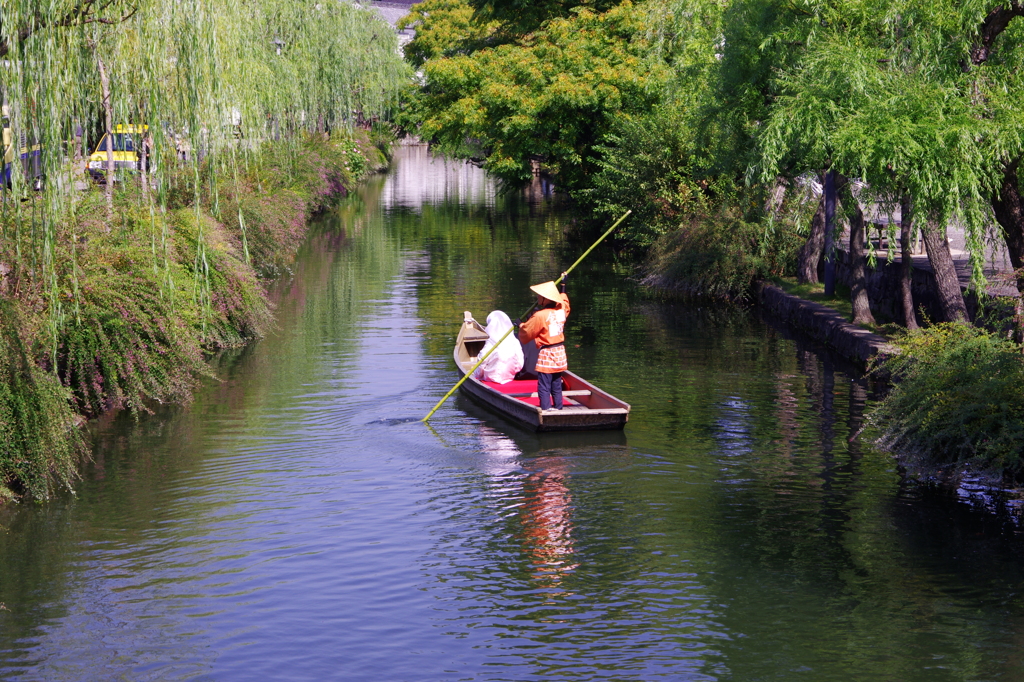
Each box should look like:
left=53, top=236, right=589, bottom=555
left=0, top=130, right=390, bottom=502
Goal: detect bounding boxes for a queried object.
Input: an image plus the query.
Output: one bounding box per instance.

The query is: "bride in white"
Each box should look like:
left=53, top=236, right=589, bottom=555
left=474, top=310, right=524, bottom=384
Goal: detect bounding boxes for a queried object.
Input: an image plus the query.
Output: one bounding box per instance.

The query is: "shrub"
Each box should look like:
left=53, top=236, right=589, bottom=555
left=646, top=205, right=802, bottom=300
left=167, top=208, right=273, bottom=346
left=871, top=323, right=1024, bottom=473
left=580, top=105, right=713, bottom=248
left=0, top=300, right=86, bottom=499
left=57, top=273, right=210, bottom=417
left=369, top=122, right=398, bottom=165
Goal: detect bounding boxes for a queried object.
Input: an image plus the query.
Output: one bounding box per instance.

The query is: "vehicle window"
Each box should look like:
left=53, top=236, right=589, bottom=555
left=114, top=134, right=135, bottom=152
left=95, top=133, right=136, bottom=152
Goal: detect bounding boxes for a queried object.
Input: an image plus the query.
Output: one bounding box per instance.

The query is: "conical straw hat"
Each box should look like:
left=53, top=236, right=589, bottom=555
left=530, top=281, right=562, bottom=303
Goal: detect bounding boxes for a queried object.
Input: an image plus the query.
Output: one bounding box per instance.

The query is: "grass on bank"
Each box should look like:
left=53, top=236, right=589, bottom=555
left=0, top=129, right=388, bottom=500
left=871, top=323, right=1024, bottom=475
left=773, top=277, right=855, bottom=322
left=771, top=277, right=902, bottom=339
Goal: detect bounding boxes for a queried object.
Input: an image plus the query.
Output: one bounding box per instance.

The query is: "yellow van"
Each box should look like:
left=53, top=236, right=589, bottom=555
left=88, top=124, right=148, bottom=180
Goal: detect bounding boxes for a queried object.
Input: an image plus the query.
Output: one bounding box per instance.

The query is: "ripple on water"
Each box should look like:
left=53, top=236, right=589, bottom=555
left=4, top=147, right=1024, bottom=682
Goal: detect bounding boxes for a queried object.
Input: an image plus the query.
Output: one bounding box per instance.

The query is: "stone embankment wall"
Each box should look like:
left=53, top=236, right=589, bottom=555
left=756, top=283, right=896, bottom=368
left=831, top=249, right=942, bottom=324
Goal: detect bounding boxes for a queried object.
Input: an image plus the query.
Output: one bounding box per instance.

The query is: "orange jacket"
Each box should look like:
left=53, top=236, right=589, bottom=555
left=518, top=293, right=570, bottom=347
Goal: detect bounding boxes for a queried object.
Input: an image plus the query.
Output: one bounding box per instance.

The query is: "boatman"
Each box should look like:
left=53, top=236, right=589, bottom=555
left=517, top=273, right=570, bottom=411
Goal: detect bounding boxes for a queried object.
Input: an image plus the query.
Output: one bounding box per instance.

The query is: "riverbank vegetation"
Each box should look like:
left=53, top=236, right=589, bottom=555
left=400, top=0, right=1024, bottom=473
left=873, top=324, right=1024, bottom=474
left=0, top=0, right=407, bottom=500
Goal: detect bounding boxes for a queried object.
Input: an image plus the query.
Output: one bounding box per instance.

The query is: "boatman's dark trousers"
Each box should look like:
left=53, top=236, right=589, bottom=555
left=538, top=372, right=564, bottom=410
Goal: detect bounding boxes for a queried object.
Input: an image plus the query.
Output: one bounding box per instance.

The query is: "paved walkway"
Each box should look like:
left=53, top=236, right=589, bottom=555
left=854, top=202, right=1018, bottom=297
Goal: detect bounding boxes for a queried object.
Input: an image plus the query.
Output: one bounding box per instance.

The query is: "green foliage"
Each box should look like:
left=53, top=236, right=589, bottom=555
left=411, top=1, right=670, bottom=188
left=0, top=300, right=86, bottom=500
left=647, top=202, right=802, bottom=299
left=400, top=0, right=627, bottom=67
left=872, top=324, right=1024, bottom=473
left=581, top=105, right=715, bottom=247
left=706, top=0, right=809, bottom=174
left=399, top=0, right=499, bottom=67
left=468, top=0, right=625, bottom=37
left=369, top=122, right=399, bottom=165
left=57, top=270, right=210, bottom=417
left=214, top=133, right=376, bottom=276
left=166, top=208, right=274, bottom=347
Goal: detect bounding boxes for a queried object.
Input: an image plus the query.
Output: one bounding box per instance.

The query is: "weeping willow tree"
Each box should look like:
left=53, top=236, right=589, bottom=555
left=0, top=0, right=407, bottom=284
left=750, top=0, right=1024, bottom=308
left=0, top=0, right=409, bottom=498
left=0, top=0, right=408, bottom=325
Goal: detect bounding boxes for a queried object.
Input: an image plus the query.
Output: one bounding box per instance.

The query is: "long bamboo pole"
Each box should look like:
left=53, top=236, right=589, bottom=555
left=422, top=210, right=631, bottom=422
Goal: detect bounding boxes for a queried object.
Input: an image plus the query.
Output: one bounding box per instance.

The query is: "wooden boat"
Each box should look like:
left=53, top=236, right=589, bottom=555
left=454, top=312, right=630, bottom=432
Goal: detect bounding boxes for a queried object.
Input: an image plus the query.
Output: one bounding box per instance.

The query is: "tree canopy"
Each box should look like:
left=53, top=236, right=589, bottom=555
left=404, top=0, right=1024, bottom=293
left=405, top=0, right=674, bottom=189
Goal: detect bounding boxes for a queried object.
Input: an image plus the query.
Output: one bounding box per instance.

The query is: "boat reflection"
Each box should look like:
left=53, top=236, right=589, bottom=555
left=456, top=393, right=628, bottom=454
left=518, top=455, right=579, bottom=587
left=476, top=425, right=579, bottom=589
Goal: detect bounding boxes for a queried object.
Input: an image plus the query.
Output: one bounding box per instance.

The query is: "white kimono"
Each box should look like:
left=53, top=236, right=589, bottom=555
left=474, top=310, right=525, bottom=384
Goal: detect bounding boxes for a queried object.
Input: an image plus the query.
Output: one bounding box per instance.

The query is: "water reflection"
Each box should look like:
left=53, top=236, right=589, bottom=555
left=714, top=397, right=753, bottom=460
left=3, top=145, right=1024, bottom=680
left=380, top=142, right=494, bottom=210
left=476, top=424, right=520, bottom=477
left=518, top=456, right=579, bottom=588
left=477, top=423, right=580, bottom=589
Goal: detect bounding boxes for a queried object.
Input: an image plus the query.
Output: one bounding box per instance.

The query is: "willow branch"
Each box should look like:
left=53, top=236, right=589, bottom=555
left=0, top=1, right=138, bottom=58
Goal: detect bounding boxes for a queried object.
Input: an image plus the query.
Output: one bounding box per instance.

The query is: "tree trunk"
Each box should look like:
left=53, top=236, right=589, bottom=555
left=899, top=193, right=919, bottom=330
left=797, top=198, right=825, bottom=284
left=97, top=55, right=114, bottom=224
left=921, top=220, right=969, bottom=323
left=1001, top=163, right=1024, bottom=342
left=73, top=120, right=82, bottom=170
left=140, top=133, right=150, bottom=201
left=846, top=191, right=876, bottom=326
left=823, top=170, right=838, bottom=296
left=991, top=158, right=1024, bottom=293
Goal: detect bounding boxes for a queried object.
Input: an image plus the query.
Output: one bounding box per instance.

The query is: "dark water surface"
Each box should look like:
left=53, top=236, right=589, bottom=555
left=3, top=145, right=1024, bottom=681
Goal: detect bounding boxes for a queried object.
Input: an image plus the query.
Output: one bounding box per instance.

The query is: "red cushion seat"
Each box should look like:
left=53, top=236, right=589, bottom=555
left=480, top=376, right=575, bottom=406
left=479, top=379, right=540, bottom=394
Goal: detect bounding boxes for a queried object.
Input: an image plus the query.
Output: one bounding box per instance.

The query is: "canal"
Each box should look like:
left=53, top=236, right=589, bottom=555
left=2, top=145, right=1024, bottom=680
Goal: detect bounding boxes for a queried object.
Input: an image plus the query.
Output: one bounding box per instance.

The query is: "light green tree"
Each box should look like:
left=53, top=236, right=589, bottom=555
left=409, top=1, right=670, bottom=189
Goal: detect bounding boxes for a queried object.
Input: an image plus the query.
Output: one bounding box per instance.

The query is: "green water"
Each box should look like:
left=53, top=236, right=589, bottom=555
left=1, top=145, right=1022, bottom=681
